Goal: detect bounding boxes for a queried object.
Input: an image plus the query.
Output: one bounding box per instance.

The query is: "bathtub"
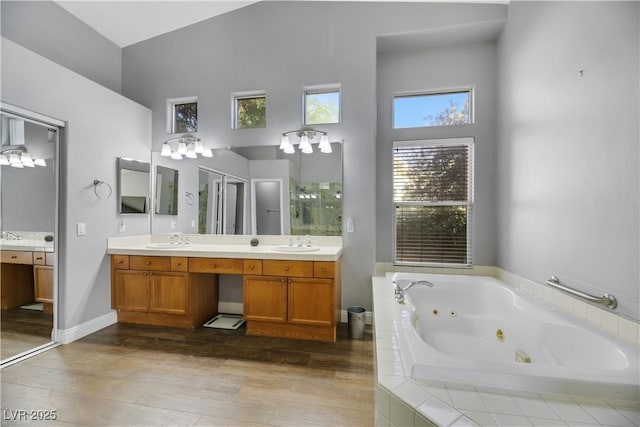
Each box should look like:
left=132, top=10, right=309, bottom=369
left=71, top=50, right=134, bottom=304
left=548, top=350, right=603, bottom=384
left=390, top=272, right=640, bottom=400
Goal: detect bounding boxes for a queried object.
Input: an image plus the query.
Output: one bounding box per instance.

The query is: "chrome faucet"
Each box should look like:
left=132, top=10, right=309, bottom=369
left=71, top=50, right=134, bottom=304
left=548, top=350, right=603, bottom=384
left=1, top=231, right=22, bottom=240
left=393, top=280, right=434, bottom=303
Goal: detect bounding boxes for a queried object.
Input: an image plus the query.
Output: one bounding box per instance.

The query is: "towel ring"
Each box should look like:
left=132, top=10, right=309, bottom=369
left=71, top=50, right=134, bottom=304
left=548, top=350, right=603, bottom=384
left=93, top=179, right=113, bottom=200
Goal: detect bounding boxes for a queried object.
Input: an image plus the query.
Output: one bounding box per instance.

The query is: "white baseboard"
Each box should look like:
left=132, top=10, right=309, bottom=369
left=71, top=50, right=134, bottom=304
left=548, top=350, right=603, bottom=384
left=56, top=311, right=117, bottom=344
left=340, top=309, right=373, bottom=325
left=218, top=301, right=243, bottom=315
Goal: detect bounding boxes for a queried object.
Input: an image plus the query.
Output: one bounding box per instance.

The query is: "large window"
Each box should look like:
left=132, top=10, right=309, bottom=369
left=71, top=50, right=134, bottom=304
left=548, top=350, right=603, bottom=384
left=393, top=90, right=472, bottom=129
left=233, top=92, right=266, bottom=129
left=303, top=85, right=340, bottom=125
left=167, top=96, right=198, bottom=134
left=393, top=138, right=473, bottom=266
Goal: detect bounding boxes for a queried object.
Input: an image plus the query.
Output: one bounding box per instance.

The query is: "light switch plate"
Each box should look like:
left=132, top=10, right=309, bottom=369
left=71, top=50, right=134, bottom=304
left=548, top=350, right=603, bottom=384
left=77, top=222, right=86, bottom=236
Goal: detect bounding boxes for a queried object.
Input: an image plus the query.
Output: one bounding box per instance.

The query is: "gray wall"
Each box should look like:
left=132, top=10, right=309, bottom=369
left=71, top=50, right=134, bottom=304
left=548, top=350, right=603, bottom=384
left=1, top=37, right=151, bottom=330
left=1, top=1, right=122, bottom=93
left=496, top=2, right=639, bottom=320
left=376, top=40, right=498, bottom=266
left=122, top=1, right=507, bottom=309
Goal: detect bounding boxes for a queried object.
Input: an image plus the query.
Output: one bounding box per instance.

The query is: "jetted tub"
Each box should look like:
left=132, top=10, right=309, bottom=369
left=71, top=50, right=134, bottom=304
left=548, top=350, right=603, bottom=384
left=390, top=272, right=640, bottom=400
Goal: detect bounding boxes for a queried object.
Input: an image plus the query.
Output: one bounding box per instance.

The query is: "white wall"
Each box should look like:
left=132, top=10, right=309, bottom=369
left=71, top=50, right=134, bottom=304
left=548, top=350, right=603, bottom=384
left=1, top=1, right=122, bottom=93
left=122, top=1, right=508, bottom=310
left=496, top=2, right=639, bottom=320
left=1, top=38, right=152, bottom=329
left=376, top=40, right=498, bottom=266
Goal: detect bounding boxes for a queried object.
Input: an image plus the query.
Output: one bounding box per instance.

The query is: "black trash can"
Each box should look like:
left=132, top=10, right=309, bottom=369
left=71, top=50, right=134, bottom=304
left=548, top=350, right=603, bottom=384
left=347, top=306, right=366, bottom=338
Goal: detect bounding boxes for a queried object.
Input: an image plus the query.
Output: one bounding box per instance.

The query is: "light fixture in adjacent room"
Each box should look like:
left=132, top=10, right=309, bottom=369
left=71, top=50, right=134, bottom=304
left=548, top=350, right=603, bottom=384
left=279, top=128, right=332, bottom=154
left=0, top=147, right=47, bottom=168
left=160, top=135, right=212, bottom=160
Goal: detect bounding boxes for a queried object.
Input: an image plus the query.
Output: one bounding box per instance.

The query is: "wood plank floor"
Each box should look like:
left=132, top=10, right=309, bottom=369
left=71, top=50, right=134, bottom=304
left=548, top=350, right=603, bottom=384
left=0, top=322, right=374, bottom=426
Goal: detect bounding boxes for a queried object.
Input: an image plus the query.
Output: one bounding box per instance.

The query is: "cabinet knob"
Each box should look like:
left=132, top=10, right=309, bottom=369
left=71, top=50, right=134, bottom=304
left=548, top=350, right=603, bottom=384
left=145, top=261, right=151, bottom=266
left=284, top=267, right=290, bottom=271
left=249, top=265, right=254, bottom=270
left=211, top=264, right=216, bottom=268
left=118, top=260, right=124, bottom=264
left=36, top=257, right=43, bottom=260
left=321, top=268, right=326, bottom=273
left=176, top=263, right=182, bottom=266
left=10, top=256, right=17, bottom=259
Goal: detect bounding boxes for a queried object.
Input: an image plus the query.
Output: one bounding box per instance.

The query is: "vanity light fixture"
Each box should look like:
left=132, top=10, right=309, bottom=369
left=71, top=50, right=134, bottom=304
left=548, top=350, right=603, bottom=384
left=279, top=128, right=333, bottom=154
left=0, top=146, right=47, bottom=168
left=160, top=135, right=212, bottom=160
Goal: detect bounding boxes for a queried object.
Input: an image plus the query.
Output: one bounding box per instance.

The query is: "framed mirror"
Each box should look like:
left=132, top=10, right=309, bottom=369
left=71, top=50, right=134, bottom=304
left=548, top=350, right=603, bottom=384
left=151, top=142, right=342, bottom=236
left=155, top=165, right=178, bottom=215
left=118, top=157, right=150, bottom=214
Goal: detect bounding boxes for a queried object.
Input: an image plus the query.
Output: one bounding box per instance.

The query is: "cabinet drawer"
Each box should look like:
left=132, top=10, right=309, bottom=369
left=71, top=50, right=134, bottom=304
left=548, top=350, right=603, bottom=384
left=1, top=251, right=32, bottom=265
left=33, top=252, right=46, bottom=265
left=45, top=252, right=55, bottom=266
left=314, top=262, right=335, bottom=278
left=189, top=257, right=243, bottom=274
left=130, top=256, right=171, bottom=271
left=112, top=255, right=130, bottom=270
left=243, top=259, right=262, bottom=275
left=263, top=260, right=313, bottom=277
left=171, top=257, right=188, bottom=272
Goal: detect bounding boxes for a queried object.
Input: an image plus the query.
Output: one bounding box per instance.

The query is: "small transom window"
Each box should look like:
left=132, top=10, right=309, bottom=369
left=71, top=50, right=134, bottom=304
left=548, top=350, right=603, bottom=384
left=393, top=90, right=472, bottom=129
left=167, top=96, right=198, bottom=134
left=233, top=93, right=266, bottom=129
left=304, top=85, right=340, bottom=125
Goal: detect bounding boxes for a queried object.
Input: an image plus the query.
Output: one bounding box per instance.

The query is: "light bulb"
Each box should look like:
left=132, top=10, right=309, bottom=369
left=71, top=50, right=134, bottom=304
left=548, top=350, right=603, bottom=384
left=284, top=144, right=295, bottom=154
left=177, top=141, right=188, bottom=155
left=34, top=158, right=47, bottom=167
left=0, top=155, right=9, bottom=165
left=194, top=140, right=204, bottom=154
left=299, top=134, right=311, bottom=151
left=301, top=143, right=313, bottom=154
left=171, top=151, right=182, bottom=160
left=279, top=135, right=290, bottom=150
left=201, top=148, right=213, bottom=158
left=161, top=143, right=172, bottom=157
left=9, top=153, right=20, bottom=165
left=186, top=149, right=197, bottom=159
left=319, top=135, right=332, bottom=153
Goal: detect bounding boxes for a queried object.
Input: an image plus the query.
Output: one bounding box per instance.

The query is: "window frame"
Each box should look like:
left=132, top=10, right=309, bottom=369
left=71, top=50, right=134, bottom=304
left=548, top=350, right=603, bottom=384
left=392, top=137, right=474, bottom=267
left=231, top=91, right=267, bottom=130
left=302, top=84, right=341, bottom=126
left=392, top=88, right=473, bottom=130
left=166, top=96, right=198, bottom=135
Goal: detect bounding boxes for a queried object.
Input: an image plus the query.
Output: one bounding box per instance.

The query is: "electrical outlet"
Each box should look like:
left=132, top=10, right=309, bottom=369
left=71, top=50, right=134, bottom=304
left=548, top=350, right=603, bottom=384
left=119, top=218, right=126, bottom=233
left=346, top=217, right=355, bottom=233
left=171, top=220, right=177, bottom=229
left=191, top=219, right=196, bottom=229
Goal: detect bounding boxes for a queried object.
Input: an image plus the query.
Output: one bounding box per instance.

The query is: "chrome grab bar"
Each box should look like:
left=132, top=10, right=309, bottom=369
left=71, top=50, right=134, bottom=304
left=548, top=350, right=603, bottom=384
left=545, top=276, right=617, bottom=309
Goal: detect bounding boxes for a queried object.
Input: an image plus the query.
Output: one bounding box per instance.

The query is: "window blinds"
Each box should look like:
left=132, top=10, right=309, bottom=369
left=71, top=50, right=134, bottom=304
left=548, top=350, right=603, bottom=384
left=393, top=140, right=473, bottom=265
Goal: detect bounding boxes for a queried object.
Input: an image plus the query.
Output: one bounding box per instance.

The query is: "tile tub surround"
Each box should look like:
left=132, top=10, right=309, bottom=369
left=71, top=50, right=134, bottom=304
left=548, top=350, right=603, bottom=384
left=372, top=275, right=640, bottom=427
left=375, top=263, right=639, bottom=348
left=107, top=234, right=343, bottom=261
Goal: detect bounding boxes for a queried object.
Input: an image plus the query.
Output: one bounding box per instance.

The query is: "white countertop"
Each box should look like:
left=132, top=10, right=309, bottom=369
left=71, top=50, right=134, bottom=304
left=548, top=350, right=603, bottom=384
left=107, top=234, right=343, bottom=261
left=0, top=231, right=54, bottom=253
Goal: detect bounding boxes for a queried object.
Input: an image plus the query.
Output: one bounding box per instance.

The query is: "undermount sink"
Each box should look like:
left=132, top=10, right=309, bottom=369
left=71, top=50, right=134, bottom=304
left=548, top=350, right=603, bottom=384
left=273, top=245, right=320, bottom=252
left=145, top=243, right=191, bottom=249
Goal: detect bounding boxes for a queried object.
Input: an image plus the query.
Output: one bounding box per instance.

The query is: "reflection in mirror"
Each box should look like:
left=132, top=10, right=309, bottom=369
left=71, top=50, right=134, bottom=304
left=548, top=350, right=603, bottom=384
left=151, top=142, right=342, bottom=236
left=155, top=165, right=178, bottom=215
left=198, top=167, right=246, bottom=235
left=0, top=108, right=59, bottom=363
left=118, top=157, right=150, bottom=214
left=252, top=179, right=283, bottom=235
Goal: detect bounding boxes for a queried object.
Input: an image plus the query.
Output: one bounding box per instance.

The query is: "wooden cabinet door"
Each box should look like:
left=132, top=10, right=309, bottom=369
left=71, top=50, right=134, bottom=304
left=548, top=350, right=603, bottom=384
left=243, top=276, right=287, bottom=323
left=288, top=278, right=334, bottom=327
left=34, top=265, right=53, bottom=303
left=149, top=272, right=189, bottom=315
left=114, top=270, right=150, bottom=312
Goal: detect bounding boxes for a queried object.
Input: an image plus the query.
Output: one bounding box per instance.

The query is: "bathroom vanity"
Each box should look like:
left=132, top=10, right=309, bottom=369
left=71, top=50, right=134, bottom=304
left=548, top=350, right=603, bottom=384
left=108, top=235, right=342, bottom=342
left=0, top=241, right=54, bottom=314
